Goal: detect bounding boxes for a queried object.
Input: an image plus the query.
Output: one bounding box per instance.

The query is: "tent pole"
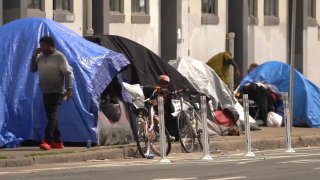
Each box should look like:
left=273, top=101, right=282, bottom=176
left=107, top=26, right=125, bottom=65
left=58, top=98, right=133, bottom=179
left=289, top=0, right=297, bottom=128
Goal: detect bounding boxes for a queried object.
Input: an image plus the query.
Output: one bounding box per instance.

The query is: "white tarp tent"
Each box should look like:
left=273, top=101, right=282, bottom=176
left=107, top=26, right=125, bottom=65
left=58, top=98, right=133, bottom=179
left=169, top=57, right=257, bottom=125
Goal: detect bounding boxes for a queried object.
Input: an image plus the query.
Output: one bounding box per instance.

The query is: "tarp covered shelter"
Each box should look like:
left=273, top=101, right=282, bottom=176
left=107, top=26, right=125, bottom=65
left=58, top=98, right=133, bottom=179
left=87, top=35, right=197, bottom=92
left=240, top=61, right=320, bottom=128
left=0, top=18, right=130, bottom=147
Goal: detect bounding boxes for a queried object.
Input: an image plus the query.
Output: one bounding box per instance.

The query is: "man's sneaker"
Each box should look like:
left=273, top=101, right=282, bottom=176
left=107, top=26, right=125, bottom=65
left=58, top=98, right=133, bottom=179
left=50, top=142, right=64, bottom=149
left=39, top=142, right=51, bottom=150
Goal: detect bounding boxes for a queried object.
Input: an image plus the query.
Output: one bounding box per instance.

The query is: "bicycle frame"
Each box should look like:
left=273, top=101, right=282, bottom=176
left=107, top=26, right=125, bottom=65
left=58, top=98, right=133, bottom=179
left=148, top=106, right=155, bottom=132
left=137, top=100, right=157, bottom=156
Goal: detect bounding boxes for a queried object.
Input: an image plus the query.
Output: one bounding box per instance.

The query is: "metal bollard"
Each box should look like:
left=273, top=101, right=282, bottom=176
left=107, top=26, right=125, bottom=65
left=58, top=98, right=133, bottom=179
left=200, top=96, right=213, bottom=160
left=158, top=96, right=171, bottom=163
left=283, top=93, right=295, bottom=153
left=243, top=94, right=255, bottom=157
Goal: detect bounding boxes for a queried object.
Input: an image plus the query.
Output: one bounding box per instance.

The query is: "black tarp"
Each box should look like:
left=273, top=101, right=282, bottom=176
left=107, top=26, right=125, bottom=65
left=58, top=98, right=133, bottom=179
left=86, top=35, right=197, bottom=93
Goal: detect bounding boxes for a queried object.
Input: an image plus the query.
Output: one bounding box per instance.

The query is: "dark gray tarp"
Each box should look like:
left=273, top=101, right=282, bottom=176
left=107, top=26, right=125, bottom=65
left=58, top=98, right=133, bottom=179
left=86, top=35, right=198, bottom=93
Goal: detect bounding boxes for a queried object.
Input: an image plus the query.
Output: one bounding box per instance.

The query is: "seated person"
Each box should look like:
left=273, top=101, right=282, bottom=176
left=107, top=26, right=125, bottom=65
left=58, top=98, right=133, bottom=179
left=142, top=75, right=179, bottom=141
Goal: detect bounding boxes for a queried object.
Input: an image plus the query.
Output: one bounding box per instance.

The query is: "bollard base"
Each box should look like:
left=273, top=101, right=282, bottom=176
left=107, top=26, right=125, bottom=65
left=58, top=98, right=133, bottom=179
left=201, top=155, right=213, bottom=160
left=285, top=148, right=295, bottom=153
left=158, top=158, right=171, bottom=164
left=244, top=152, right=255, bottom=157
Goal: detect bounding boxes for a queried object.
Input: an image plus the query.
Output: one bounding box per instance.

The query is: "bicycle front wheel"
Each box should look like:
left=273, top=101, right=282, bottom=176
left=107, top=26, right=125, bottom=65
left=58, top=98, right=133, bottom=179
left=186, top=110, right=203, bottom=151
left=177, top=111, right=194, bottom=153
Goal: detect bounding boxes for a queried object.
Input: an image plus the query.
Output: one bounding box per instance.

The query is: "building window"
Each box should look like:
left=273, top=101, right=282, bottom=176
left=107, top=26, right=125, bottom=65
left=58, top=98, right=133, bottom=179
left=27, top=0, right=41, bottom=9
left=264, top=0, right=280, bottom=26
left=202, top=0, right=217, bottom=14
left=307, top=0, right=317, bottom=27
left=307, top=0, right=316, bottom=18
left=53, top=0, right=74, bottom=22
left=54, top=0, right=72, bottom=11
left=110, top=0, right=121, bottom=12
left=248, top=0, right=259, bottom=25
left=109, top=0, right=125, bottom=23
left=27, top=0, right=46, bottom=18
left=201, top=0, right=219, bottom=25
left=132, top=0, right=147, bottom=13
left=131, top=0, right=150, bottom=24
left=264, top=0, right=278, bottom=16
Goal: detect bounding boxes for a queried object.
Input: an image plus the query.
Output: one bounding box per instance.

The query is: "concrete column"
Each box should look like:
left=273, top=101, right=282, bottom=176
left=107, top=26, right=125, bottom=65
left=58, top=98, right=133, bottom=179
left=92, top=0, right=109, bottom=35
left=160, top=0, right=178, bottom=61
left=0, top=0, right=3, bottom=25
left=228, top=0, right=249, bottom=85
left=288, top=0, right=307, bottom=73
left=227, top=32, right=235, bottom=90
left=85, top=0, right=94, bottom=35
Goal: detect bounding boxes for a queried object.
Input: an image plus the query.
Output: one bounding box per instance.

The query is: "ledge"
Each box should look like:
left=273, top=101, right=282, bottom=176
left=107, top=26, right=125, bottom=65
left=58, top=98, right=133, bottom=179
left=307, top=17, right=318, bottom=27
left=201, top=13, right=219, bottom=25
left=27, top=9, right=46, bottom=18
left=53, top=10, right=75, bottom=23
left=131, top=13, right=150, bottom=24
left=264, top=15, right=280, bottom=26
left=248, top=16, right=259, bottom=26
left=109, top=11, right=125, bottom=24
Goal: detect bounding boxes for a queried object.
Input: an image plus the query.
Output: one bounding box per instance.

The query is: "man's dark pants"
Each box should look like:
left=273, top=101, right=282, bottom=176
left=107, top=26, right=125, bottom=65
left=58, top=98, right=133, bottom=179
left=43, top=93, right=63, bottom=143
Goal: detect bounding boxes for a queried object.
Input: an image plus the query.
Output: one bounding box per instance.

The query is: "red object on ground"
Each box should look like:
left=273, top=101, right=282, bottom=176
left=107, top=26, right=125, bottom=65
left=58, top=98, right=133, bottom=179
left=39, top=142, right=52, bottom=150
left=50, top=142, right=64, bottom=149
left=214, top=110, right=235, bottom=127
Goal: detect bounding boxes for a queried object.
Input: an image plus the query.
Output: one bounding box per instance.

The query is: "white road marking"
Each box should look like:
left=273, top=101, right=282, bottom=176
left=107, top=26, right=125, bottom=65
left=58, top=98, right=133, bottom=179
left=207, top=176, right=247, bottom=180
left=152, top=178, right=197, bottom=180
left=279, top=159, right=320, bottom=164
left=236, top=160, right=259, bottom=165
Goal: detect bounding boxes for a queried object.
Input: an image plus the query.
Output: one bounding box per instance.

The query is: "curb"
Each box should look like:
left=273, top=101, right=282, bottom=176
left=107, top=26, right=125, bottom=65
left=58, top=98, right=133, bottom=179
left=1, top=135, right=319, bottom=168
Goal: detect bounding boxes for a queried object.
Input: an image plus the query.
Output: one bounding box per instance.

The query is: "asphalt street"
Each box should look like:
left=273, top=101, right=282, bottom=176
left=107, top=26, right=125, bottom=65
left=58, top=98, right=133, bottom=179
left=0, top=147, right=320, bottom=180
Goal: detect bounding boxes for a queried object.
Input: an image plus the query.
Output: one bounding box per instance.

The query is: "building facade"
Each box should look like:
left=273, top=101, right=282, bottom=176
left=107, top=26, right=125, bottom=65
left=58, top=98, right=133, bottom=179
left=0, top=0, right=320, bottom=86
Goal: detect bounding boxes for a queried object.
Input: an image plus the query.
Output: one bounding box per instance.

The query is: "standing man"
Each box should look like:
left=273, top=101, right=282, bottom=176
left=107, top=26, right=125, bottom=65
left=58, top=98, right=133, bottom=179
left=207, top=52, right=240, bottom=88
left=30, top=36, right=73, bottom=150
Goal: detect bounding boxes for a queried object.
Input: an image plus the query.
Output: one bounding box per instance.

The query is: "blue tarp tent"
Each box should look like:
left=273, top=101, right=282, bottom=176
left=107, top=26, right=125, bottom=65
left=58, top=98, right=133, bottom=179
left=0, top=87, right=22, bottom=148
left=240, top=61, right=320, bottom=128
left=0, top=18, right=130, bottom=147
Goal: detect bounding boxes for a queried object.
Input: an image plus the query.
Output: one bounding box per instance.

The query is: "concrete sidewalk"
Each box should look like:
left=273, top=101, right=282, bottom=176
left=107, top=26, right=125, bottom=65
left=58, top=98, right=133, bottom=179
left=0, top=127, right=319, bottom=167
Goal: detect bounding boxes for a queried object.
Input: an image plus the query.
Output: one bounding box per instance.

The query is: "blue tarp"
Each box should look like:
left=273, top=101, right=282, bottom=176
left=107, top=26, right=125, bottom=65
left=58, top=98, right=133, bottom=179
left=240, top=61, right=320, bottom=128
left=0, top=18, right=130, bottom=147
left=0, top=86, right=22, bottom=148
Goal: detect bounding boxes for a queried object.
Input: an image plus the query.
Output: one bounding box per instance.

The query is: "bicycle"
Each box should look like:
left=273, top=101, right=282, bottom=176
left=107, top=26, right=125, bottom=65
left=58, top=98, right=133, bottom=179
left=173, top=90, right=204, bottom=153
left=134, top=97, right=172, bottom=158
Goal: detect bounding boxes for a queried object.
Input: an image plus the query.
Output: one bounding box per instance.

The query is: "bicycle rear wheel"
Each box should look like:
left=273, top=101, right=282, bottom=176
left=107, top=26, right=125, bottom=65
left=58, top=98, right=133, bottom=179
left=177, top=111, right=194, bottom=153
left=135, top=117, right=149, bottom=158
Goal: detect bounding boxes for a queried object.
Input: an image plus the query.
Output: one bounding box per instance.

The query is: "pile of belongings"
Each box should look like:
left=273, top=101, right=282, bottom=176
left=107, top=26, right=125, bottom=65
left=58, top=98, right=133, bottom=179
left=236, top=82, right=283, bottom=127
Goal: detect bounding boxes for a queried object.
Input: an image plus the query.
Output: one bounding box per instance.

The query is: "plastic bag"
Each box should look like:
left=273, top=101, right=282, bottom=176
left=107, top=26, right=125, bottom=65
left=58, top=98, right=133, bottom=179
left=267, top=112, right=282, bottom=127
